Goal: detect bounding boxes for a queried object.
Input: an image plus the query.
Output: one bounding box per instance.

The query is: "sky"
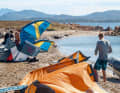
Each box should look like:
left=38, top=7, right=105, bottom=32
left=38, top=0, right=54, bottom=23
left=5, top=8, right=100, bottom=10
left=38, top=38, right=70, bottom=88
left=0, top=0, right=120, bottom=16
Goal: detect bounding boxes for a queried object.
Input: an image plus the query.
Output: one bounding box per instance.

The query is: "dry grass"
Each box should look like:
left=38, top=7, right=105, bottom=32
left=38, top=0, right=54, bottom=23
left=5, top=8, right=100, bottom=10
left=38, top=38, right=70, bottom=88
left=49, top=22, right=72, bottom=31
left=0, top=21, right=31, bottom=30
left=0, top=21, right=70, bottom=31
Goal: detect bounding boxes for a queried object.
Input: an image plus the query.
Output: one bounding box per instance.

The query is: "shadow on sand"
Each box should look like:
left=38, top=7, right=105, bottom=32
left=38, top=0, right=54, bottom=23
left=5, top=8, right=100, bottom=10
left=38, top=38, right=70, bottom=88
left=100, top=76, right=120, bottom=83
left=0, top=58, right=39, bottom=63
left=107, top=77, right=120, bottom=83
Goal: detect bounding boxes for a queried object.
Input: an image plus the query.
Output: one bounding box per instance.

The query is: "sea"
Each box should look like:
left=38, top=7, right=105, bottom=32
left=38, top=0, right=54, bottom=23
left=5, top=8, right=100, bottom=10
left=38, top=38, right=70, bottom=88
left=56, top=22, right=120, bottom=62
left=76, top=22, right=120, bottom=29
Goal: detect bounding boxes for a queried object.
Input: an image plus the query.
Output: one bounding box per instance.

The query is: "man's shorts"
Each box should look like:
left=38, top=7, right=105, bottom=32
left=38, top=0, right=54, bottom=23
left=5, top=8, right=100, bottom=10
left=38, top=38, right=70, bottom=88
left=94, top=59, right=107, bottom=70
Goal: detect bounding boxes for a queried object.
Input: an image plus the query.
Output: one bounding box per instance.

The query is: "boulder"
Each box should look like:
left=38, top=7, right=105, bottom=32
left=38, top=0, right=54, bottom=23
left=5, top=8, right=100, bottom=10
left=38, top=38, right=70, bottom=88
left=104, top=26, right=112, bottom=31
left=114, top=26, right=120, bottom=32
left=52, top=35, right=63, bottom=39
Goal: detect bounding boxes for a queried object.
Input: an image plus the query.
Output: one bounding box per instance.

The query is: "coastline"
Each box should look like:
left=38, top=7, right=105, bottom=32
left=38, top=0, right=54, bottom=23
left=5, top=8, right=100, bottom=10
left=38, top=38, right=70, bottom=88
left=0, top=30, right=119, bottom=93
left=43, top=30, right=120, bottom=93
left=42, top=30, right=100, bottom=39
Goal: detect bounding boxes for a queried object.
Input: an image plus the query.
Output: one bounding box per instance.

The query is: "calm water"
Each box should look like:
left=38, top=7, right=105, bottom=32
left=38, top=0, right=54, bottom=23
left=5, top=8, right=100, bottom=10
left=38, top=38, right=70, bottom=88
left=57, top=36, right=120, bottom=62
left=76, top=22, right=120, bottom=29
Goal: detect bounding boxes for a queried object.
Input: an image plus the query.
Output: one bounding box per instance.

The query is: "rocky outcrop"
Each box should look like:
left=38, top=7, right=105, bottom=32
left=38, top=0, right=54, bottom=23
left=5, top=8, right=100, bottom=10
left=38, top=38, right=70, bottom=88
left=105, top=26, right=120, bottom=36
left=104, top=26, right=112, bottom=31
left=52, top=35, right=63, bottom=39
left=114, top=26, right=120, bottom=32
left=64, top=23, right=103, bottom=31
left=95, top=26, right=104, bottom=31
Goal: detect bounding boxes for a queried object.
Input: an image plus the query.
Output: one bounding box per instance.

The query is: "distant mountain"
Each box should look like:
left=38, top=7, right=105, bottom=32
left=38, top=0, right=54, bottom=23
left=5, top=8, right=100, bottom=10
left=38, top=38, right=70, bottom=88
left=84, top=10, right=120, bottom=21
left=0, top=8, right=15, bottom=16
left=0, top=8, right=120, bottom=22
left=0, top=9, right=52, bottom=20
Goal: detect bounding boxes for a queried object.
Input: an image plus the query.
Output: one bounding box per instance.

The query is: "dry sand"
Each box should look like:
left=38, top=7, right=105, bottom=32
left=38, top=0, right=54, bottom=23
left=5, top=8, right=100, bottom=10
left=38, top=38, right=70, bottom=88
left=0, top=30, right=119, bottom=93
left=42, top=30, right=100, bottom=39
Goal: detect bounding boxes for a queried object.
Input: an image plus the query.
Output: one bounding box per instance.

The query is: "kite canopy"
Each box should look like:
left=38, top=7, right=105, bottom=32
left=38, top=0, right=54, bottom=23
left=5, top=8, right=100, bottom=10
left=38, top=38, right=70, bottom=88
left=0, top=52, right=106, bottom=93
left=108, top=57, right=120, bottom=77
left=58, top=51, right=90, bottom=63
left=0, top=39, right=54, bottom=62
left=20, top=20, right=51, bottom=44
left=34, top=40, right=54, bottom=52
left=19, top=62, right=106, bottom=93
left=0, top=20, right=54, bottom=62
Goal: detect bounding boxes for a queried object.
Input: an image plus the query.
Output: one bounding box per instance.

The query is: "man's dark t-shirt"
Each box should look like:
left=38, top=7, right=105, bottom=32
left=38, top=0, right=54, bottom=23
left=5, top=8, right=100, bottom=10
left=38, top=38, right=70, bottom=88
left=3, top=32, right=14, bottom=44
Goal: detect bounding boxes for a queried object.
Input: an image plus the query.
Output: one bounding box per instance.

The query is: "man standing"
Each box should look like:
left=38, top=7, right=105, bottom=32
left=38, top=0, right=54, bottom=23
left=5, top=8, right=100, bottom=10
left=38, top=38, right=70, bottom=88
left=94, top=33, right=112, bottom=82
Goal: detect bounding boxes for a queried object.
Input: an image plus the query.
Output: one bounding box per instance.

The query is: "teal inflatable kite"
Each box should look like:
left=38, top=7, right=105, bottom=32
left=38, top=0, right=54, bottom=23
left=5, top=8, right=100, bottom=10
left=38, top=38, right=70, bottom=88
left=20, top=20, right=50, bottom=44
left=0, top=20, right=54, bottom=62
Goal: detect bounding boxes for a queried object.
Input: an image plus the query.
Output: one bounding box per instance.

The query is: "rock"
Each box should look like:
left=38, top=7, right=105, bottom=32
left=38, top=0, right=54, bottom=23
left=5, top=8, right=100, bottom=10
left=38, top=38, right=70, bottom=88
left=105, top=26, right=120, bottom=36
left=104, top=26, right=112, bottom=31
left=65, top=23, right=104, bottom=31
left=64, top=34, right=69, bottom=37
left=114, top=26, right=120, bottom=32
left=95, top=26, right=104, bottom=31
left=52, top=35, right=63, bottom=39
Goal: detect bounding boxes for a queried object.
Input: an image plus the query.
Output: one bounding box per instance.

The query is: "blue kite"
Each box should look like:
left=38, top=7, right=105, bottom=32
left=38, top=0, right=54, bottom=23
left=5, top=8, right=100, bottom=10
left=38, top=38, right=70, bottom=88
left=20, top=20, right=51, bottom=44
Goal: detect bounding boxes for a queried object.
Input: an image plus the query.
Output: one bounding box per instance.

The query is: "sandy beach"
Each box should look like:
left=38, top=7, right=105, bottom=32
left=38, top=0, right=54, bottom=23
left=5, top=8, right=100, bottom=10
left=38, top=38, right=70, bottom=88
left=0, top=30, right=120, bottom=93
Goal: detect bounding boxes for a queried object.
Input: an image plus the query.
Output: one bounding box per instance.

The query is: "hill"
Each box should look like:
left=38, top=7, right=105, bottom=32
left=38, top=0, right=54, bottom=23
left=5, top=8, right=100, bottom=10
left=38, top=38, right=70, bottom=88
left=0, top=8, right=120, bottom=22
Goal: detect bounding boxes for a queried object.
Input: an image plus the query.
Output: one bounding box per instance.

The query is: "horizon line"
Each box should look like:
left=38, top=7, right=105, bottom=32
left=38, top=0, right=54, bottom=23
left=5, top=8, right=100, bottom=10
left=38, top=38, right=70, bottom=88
left=1, top=8, right=120, bottom=16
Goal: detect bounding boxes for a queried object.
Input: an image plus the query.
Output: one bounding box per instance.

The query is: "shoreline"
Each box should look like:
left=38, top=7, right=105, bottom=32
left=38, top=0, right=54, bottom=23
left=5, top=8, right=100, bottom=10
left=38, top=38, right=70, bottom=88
left=41, top=30, right=100, bottom=40
left=0, top=30, right=119, bottom=93
left=43, top=30, right=120, bottom=93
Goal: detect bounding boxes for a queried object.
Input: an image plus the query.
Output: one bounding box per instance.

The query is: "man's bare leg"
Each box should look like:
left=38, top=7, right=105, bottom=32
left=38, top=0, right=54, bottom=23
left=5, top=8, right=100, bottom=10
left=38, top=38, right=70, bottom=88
left=102, top=70, right=106, bottom=82
left=94, top=69, right=98, bottom=82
